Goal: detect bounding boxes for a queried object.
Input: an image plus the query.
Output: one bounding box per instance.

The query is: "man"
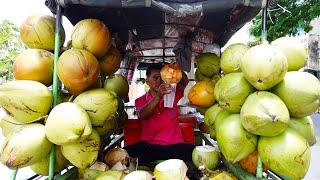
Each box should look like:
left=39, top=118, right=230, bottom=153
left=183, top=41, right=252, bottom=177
left=124, top=63, right=195, bottom=165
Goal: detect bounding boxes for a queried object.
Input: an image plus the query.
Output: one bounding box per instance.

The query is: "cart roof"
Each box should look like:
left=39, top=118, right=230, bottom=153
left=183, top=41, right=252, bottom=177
left=46, top=0, right=264, bottom=64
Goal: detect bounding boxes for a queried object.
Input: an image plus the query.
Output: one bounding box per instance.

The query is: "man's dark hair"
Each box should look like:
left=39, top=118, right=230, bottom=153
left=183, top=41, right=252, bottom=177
left=146, top=63, right=163, bottom=77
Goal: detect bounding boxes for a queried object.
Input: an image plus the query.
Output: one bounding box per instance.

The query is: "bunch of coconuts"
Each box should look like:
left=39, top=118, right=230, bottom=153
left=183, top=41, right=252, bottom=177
left=191, top=37, right=318, bottom=179
left=0, top=14, right=130, bottom=177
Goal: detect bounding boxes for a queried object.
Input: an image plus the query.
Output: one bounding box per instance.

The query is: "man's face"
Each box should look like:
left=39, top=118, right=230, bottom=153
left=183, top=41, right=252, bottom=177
left=146, top=69, right=163, bottom=92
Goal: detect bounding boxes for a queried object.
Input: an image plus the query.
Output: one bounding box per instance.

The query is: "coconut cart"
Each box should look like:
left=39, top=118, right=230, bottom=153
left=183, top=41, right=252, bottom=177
left=2, top=0, right=316, bottom=179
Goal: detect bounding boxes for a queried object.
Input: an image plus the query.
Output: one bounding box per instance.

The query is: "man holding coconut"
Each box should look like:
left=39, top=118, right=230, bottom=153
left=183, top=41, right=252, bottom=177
left=124, top=63, right=195, bottom=165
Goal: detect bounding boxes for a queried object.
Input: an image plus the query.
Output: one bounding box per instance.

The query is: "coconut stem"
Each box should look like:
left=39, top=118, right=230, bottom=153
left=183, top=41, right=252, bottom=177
left=10, top=169, right=17, bottom=180
left=49, top=4, right=63, bottom=180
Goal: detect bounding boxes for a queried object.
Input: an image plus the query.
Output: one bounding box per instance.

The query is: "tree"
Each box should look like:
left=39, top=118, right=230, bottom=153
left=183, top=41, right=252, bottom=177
left=0, top=20, right=25, bottom=81
left=249, top=0, right=320, bottom=41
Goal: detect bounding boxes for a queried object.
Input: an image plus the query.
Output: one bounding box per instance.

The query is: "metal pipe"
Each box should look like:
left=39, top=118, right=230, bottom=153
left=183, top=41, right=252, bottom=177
left=261, top=0, right=269, bottom=41
left=49, top=4, right=62, bottom=180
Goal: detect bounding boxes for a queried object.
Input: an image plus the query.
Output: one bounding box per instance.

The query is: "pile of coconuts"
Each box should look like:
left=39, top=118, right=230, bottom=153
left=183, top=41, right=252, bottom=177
left=0, top=14, right=131, bottom=178
left=191, top=37, right=318, bottom=179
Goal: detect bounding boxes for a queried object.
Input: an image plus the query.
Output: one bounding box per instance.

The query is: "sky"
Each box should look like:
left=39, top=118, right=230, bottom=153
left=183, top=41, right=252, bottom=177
left=0, top=0, right=252, bottom=48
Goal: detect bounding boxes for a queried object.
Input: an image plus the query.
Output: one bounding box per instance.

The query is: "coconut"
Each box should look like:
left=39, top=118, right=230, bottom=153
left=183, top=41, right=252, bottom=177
left=30, top=146, right=68, bottom=176
left=209, top=171, right=238, bottom=180
left=204, top=104, right=223, bottom=127
left=192, top=145, right=220, bottom=170
left=195, top=69, right=211, bottom=82
left=241, top=43, right=288, bottom=90
left=124, top=170, right=153, bottom=180
left=45, top=102, right=92, bottom=145
left=20, top=14, right=65, bottom=50
left=239, top=149, right=267, bottom=174
left=61, top=130, right=100, bottom=168
left=214, top=73, right=255, bottom=113
left=216, top=114, right=257, bottom=163
left=104, top=147, right=129, bottom=167
left=99, top=47, right=121, bottom=76
left=74, top=88, right=118, bottom=126
left=0, top=124, right=52, bottom=169
left=214, top=109, right=231, bottom=132
left=258, top=128, right=311, bottom=179
left=154, top=159, right=188, bottom=180
left=196, top=53, right=220, bottom=77
left=188, top=81, right=216, bottom=108
left=196, top=107, right=208, bottom=115
left=0, top=108, right=26, bottom=137
left=289, top=116, right=316, bottom=146
left=78, top=162, right=109, bottom=180
left=94, top=114, right=118, bottom=137
left=13, top=49, right=53, bottom=86
left=220, top=43, right=249, bottom=73
left=0, top=80, right=52, bottom=123
left=96, top=170, right=125, bottom=180
left=272, top=71, right=320, bottom=118
left=72, top=19, right=111, bottom=58
left=240, top=91, right=289, bottom=136
left=160, top=63, right=183, bottom=84
left=271, top=37, right=307, bottom=71
left=104, top=74, right=129, bottom=99
left=57, top=49, right=100, bottom=95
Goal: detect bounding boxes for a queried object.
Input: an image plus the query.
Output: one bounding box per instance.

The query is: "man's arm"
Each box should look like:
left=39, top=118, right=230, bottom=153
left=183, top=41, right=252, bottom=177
left=137, top=95, right=160, bottom=119
left=136, top=83, right=172, bottom=119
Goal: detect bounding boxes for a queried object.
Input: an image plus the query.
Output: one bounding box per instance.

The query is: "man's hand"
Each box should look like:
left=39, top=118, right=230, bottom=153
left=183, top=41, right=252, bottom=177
left=156, top=83, right=173, bottom=97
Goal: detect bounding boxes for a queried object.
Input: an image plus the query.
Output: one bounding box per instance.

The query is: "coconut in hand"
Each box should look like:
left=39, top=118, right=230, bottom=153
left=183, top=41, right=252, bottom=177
left=160, top=64, right=182, bottom=108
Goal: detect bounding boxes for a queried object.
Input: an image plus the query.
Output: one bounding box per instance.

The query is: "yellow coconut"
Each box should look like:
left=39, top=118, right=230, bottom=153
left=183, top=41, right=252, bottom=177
left=61, top=130, right=100, bottom=168
left=0, top=124, right=52, bottom=169
left=0, top=80, right=52, bottom=123
left=13, top=49, right=54, bottom=86
left=20, top=14, right=65, bottom=50
left=72, top=19, right=111, bottom=58
left=45, top=102, right=92, bottom=145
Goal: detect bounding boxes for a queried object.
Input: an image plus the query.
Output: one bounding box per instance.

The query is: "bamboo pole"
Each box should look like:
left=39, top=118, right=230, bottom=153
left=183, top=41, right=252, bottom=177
left=48, top=4, right=62, bottom=180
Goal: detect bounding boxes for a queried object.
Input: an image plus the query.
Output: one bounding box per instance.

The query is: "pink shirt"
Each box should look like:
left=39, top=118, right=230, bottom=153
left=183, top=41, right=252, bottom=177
left=135, top=89, right=184, bottom=145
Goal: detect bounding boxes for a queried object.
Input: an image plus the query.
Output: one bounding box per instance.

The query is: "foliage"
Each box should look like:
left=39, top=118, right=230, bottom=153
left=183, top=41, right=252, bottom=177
left=249, top=0, right=320, bottom=41
left=0, top=20, right=25, bottom=81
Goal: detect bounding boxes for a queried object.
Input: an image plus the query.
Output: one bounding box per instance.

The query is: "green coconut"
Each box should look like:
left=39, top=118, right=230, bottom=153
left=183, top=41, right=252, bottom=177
left=196, top=53, right=220, bottom=77
left=0, top=124, right=52, bottom=169
left=195, top=69, right=212, bottom=82
left=271, top=37, right=307, bottom=71
left=104, top=74, right=129, bottom=99
left=214, top=109, right=231, bottom=132
left=94, top=113, right=118, bottom=137
left=192, top=145, right=221, bottom=170
left=240, top=91, right=290, bottom=136
left=45, top=102, right=92, bottom=145
left=61, top=130, right=100, bottom=168
left=30, top=146, right=68, bottom=176
left=204, top=104, right=223, bottom=127
left=96, top=170, right=125, bottom=180
left=214, top=73, right=255, bottom=113
left=241, top=43, right=288, bottom=90
left=74, top=88, right=118, bottom=126
left=272, top=71, right=320, bottom=118
left=220, top=43, right=249, bottom=73
left=258, top=128, right=311, bottom=180
left=289, top=116, right=316, bottom=146
left=216, top=114, right=257, bottom=163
